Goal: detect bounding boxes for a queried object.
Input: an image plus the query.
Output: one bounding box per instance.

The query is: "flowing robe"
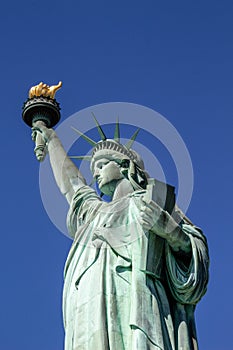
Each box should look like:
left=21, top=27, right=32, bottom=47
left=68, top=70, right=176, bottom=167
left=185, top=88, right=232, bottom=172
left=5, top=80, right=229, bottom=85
left=63, top=185, right=209, bottom=350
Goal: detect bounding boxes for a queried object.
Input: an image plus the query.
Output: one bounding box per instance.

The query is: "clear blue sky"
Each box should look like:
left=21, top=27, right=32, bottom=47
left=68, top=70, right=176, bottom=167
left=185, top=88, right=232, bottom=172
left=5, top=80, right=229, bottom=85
left=0, top=1, right=232, bottom=349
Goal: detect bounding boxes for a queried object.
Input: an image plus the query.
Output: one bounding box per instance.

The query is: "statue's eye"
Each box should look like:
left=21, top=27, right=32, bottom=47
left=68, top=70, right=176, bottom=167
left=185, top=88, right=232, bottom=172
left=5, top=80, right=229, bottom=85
left=98, top=161, right=109, bottom=170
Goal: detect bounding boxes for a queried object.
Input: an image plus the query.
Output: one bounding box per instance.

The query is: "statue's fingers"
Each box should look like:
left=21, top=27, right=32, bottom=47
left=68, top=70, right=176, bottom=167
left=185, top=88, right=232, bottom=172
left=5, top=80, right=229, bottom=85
left=32, top=121, right=48, bottom=132
left=139, top=217, right=153, bottom=231
left=31, top=130, right=37, bottom=141
left=148, top=199, right=159, bottom=209
left=144, top=199, right=162, bottom=214
left=144, top=206, right=153, bottom=215
left=32, top=124, right=48, bottom=134
left=31, top=126, right=42, bottom=134
left=140, top=212, right=153, bottom=224
left=141, top=198, right=158, bottom=213
left=140, top=208, right=155, bottom=224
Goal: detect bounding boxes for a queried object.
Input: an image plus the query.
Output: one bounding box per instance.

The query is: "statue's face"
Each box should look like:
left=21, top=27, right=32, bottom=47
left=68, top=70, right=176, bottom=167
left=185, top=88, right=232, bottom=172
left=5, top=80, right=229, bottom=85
left=92, top=157, right=124, bottom=196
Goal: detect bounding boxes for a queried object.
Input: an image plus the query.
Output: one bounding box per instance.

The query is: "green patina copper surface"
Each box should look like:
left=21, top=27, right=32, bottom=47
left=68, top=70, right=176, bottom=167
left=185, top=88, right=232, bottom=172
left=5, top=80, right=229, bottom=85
left=29, top=119, right=209, bottom=350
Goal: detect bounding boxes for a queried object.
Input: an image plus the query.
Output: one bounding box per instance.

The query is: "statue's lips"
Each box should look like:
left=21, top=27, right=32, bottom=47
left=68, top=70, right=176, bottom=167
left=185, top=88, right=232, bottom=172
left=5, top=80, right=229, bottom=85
left=97, top=177, right=102, bottom=184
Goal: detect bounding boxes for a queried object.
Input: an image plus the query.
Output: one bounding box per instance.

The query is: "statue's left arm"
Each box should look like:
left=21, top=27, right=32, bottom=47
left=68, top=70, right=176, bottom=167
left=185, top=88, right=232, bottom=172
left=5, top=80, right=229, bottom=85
left=165, top=223, right=209, bottom=304
left=140, top=199, right=192, bottom=253
left=140, top=199, right=209, bottom=303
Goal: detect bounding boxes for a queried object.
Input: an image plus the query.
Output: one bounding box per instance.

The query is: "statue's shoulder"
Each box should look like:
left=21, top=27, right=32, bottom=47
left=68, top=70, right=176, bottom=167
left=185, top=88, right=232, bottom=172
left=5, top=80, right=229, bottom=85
left=71, top=185, right=101, bottom=208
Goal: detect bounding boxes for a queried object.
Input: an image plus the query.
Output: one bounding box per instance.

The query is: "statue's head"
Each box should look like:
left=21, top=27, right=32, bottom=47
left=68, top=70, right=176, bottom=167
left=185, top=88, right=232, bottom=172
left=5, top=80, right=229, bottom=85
left=71, top=116, right=148, bottom=196
left=90, top=140, right=148, bottom=196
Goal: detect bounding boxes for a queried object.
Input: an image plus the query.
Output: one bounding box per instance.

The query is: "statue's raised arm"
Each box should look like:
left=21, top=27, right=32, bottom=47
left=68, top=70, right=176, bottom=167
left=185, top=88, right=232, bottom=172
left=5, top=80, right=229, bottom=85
left=32, top=122, right=86, bottom=203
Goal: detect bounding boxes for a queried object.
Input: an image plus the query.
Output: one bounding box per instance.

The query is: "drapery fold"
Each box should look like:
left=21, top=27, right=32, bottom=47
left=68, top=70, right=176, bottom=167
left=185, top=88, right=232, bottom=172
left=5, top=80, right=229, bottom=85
left=63, top=186, right=209, bottom=350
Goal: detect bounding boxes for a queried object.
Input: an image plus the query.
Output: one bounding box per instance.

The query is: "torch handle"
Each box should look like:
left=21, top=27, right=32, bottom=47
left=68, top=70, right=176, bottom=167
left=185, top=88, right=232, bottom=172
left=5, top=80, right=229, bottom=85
left=33, top=121, right=47, bottom=162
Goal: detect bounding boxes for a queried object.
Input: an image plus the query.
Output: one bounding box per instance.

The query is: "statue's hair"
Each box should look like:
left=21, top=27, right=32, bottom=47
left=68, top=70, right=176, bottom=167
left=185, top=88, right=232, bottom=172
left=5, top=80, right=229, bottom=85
left=91, top=151, right=149, bottom=191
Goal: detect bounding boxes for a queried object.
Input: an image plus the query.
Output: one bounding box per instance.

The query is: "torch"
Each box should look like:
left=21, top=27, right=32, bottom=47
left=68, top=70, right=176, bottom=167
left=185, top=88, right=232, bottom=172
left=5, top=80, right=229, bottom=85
left=22, top=81, right=62, bottom=161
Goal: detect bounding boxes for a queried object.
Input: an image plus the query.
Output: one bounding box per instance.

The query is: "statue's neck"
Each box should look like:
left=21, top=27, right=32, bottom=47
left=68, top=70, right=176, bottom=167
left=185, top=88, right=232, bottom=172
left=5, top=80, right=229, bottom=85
left=112, top=178, right=134, bottom=200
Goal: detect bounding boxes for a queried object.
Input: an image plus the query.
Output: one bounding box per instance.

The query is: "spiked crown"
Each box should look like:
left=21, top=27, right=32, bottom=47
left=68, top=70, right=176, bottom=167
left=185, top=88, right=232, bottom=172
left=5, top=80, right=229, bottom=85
left=70, top=114, right=144, bottom=171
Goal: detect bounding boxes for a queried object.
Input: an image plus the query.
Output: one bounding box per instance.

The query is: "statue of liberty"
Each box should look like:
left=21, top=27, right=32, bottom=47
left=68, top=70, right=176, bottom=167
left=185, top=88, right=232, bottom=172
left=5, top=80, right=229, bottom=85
left=26, top=82, right=209, bottom=350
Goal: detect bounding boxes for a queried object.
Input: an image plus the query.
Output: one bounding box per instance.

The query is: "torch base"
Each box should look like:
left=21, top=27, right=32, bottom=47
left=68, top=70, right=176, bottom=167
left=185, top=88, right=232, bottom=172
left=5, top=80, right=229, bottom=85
left=22, top=96, right=61, bottom=128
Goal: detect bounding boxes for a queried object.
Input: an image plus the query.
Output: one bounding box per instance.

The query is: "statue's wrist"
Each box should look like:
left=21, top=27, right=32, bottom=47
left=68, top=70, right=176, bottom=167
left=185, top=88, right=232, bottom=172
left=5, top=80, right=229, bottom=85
left=47, top=132, right=61, bottom=150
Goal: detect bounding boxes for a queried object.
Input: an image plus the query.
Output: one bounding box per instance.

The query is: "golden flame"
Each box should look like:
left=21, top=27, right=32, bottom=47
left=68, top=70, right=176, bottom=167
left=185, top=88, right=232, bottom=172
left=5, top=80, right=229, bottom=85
left=29, top=81, right=62, bottom=99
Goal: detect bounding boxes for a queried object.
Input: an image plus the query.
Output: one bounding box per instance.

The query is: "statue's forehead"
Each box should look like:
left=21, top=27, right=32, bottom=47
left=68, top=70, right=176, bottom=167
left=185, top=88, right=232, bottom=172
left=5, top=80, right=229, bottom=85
left=93, top=158, right=110, bottom=167
left=91, top=153, right=123, bottom=172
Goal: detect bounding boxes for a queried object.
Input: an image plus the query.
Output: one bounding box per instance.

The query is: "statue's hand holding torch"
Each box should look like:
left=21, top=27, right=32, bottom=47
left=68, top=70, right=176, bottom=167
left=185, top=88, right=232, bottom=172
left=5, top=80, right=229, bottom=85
left=31, top=120, right=56, bottom=161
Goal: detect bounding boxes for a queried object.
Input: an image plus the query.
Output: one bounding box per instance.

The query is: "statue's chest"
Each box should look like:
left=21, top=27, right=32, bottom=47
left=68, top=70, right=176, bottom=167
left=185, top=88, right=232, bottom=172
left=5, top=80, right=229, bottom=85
left=91, top=196, right=140, bottom=228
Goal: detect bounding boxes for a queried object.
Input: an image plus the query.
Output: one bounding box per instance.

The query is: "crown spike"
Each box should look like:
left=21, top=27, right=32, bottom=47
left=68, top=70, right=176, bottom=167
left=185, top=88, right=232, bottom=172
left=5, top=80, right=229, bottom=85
left=125, top=128, right=140, bottom=149
left=114, top=117, right=120, bottom=142
left=71, top=126, right=97, bottom=146
left=69, top=155, right=92, bottom=161
left=91, top=112, right=107, bottom=141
